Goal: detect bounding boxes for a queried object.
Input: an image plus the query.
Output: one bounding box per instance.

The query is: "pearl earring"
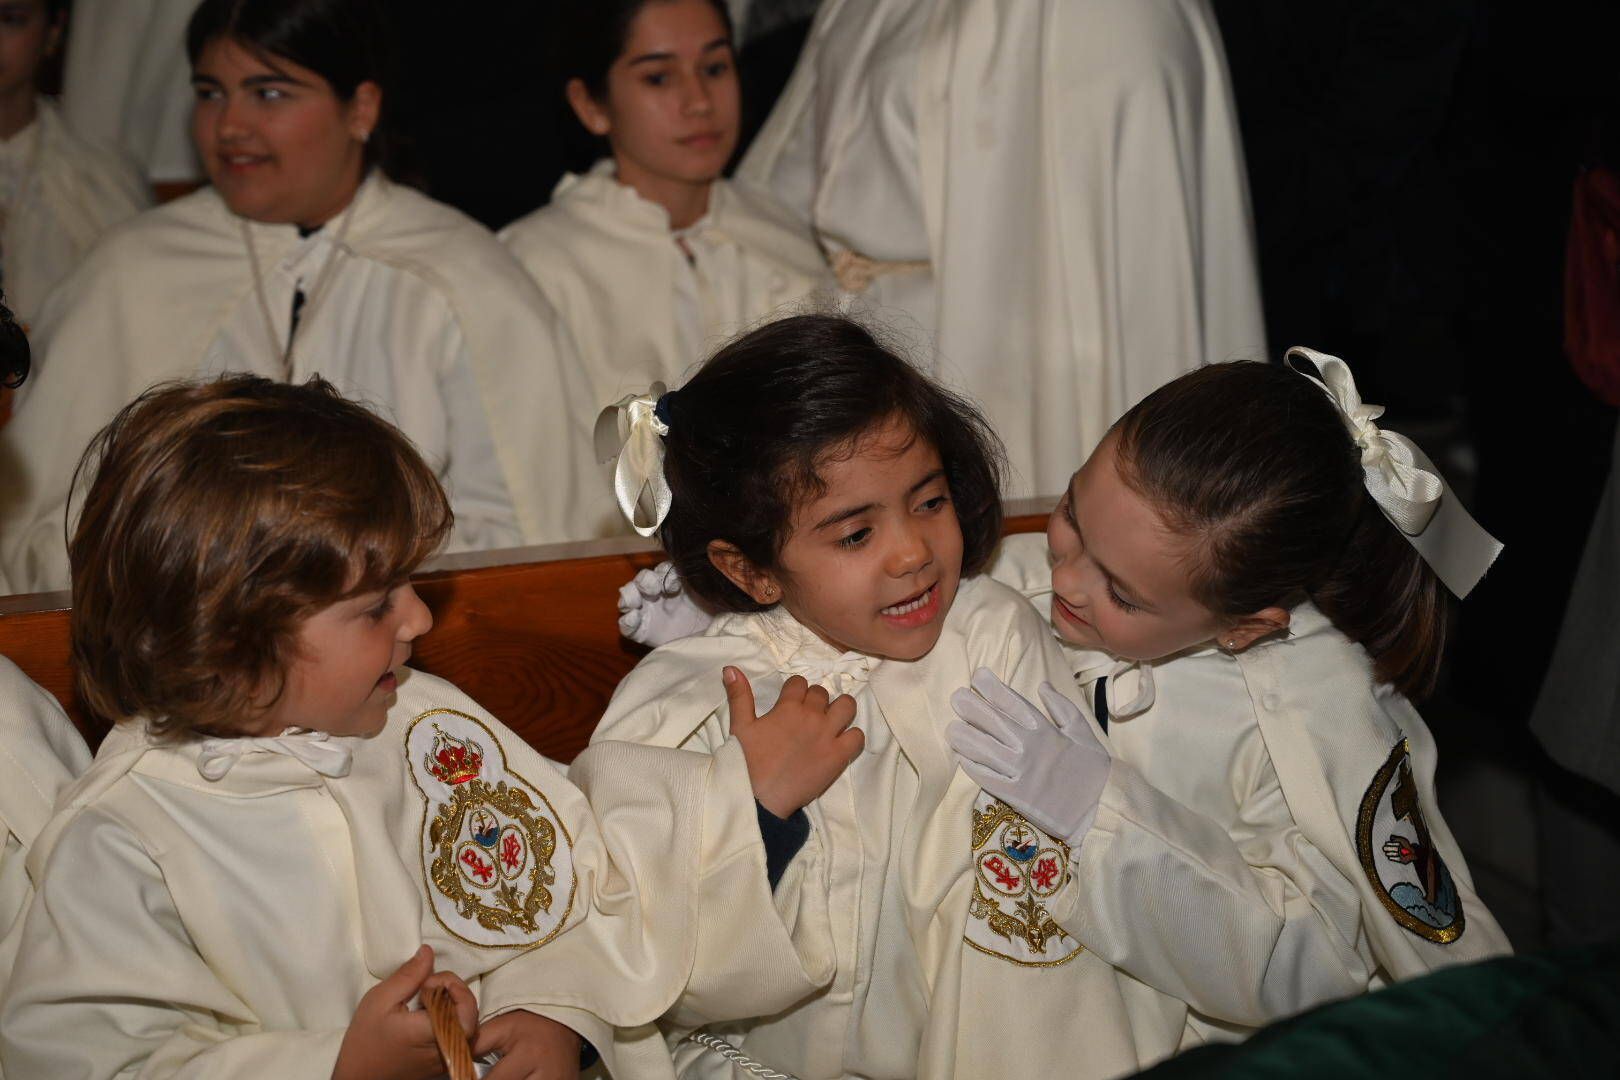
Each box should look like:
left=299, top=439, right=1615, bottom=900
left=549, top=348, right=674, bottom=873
left=1225, top=639, right=1238, bottom=649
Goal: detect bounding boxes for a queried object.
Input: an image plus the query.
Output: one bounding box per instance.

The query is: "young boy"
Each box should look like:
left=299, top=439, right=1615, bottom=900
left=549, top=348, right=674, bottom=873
left=0, top=376, right=720, bottom=1079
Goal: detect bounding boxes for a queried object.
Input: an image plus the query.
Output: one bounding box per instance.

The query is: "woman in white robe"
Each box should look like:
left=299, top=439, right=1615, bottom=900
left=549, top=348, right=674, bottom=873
left=739, top=0, right=1268, bottom=497
left=0, top=1, right=149, bottom=328
left=501, top=0, right=827, bottom=410
left=0, top=0, right=610, bottom=595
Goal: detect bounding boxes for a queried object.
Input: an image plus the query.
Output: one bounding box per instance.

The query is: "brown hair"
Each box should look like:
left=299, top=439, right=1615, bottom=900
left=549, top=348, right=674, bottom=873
left=1113, top=361, right=1449, bottom=698
left=69, top=375, right=453, bottom=737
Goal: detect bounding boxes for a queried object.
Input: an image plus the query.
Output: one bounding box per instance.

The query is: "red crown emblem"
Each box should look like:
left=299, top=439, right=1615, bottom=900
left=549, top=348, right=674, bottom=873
left=426, top=726, right=484, bottom=785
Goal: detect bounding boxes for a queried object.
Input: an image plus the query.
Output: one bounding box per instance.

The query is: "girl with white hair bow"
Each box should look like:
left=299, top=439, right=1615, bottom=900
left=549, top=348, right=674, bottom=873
left=956, top=349, right=1512, bottom=1047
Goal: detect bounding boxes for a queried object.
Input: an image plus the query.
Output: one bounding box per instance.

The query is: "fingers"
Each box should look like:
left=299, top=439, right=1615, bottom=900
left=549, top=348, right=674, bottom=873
left=655, top=560, right=682, bottom=594
left=836, top=725, right=866, bottom=764
left=828, top=692, right=858, bottom=729
left=969, top=668, right=1043, bottom=730
left=375, top=944, right=434, bottom=1008
left=471, top=1011, right=515, bottom=1059
left=950, top=687, right=1022, bottom=749
left=632, top=566, right=665, bottom=599
left=422, top=972, right=479, bottom=1038
left=1038, top=682, right=1098, bottom=745
left=946, top=716, right=1019, bottom=779
left=723, top=666, right=757, bottom=731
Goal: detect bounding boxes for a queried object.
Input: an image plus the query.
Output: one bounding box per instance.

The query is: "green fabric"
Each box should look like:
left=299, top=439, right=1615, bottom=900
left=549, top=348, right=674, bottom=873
left=1134, top=944, right=1620, bottom=1079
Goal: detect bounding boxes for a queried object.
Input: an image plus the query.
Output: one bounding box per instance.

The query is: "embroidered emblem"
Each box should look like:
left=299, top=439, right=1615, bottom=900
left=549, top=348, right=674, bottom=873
left=964, top=793, right=1083, bottom=966
left=1356, top=738, right=1464, bottom=944
left=407, top=710, right=576, bottom=950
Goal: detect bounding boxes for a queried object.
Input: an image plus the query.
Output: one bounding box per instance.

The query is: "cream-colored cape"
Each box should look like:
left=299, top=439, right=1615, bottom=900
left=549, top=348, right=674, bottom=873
left=501, top=163, right=829, bottom=409
left=0, top=655, right=92, bottom=1080
left=0, top=175, right=614, bottom=594
left=591, top=575, right=1187, bottom=1080
left=0, top=669, right=721, bottom=1079
left=0, top=100, right=150, bottom=327
left=741, top=0, right=1267, bottom=496
left=61, top=0, right=200, bottom=184
left=989, top=533, right=1512, bottom=1042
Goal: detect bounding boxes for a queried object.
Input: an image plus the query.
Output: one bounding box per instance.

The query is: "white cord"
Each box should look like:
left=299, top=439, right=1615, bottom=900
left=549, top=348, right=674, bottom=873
left=243, top=182, right=360, bottom=376
left=684, top=1031, right=800, bottom=1080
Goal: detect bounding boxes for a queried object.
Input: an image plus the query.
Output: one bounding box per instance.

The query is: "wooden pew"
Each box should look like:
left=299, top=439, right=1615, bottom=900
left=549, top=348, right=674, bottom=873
left=0, top=501, right=1052, bottom=759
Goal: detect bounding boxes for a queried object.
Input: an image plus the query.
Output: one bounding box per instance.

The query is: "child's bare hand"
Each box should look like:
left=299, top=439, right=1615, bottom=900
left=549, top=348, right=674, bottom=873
left=474, top=1010, right=582, bottom=1080
left=421, top=968, right=479, bottom=1039
left=727, top=668, right=864, bottom=817
left=333, top=945, right=463, bottom=1080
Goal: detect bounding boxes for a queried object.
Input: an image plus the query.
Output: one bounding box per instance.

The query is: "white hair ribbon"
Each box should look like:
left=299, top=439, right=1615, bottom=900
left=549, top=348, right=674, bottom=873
left=1286, top=347, right=1502, bottom=598
left=594, top=383, right=673, bottom=538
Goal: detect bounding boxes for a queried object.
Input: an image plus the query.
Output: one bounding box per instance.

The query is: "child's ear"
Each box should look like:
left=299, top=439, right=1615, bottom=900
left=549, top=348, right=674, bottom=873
left=565, top=78, right=612, bottom=137
left=706, top=541, right=782, bottom=606
left=1218, top=606, right=1291, bottom=653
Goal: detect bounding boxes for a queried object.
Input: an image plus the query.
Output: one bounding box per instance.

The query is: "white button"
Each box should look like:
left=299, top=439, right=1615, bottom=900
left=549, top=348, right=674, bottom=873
left=1261, top=693, right=1281, bottom=712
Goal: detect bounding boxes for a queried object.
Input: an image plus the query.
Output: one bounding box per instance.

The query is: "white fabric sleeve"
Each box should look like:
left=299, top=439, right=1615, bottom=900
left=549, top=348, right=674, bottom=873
left=437, top=321, right=524, bottom=553
left=1052, top=755, right=1375, bottom=1027
left=0, top=809, right=345, bottom=1080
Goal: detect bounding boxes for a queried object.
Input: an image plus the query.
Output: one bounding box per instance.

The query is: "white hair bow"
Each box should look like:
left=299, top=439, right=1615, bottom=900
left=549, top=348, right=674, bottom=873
left=1286, top=347, right=1501, bottom=598
left=594, top=384, right=673, bottom=538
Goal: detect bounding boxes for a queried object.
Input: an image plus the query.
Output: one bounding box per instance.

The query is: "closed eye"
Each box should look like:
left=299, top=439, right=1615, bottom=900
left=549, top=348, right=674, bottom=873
left=1105, top=580, right=1139, bottom=614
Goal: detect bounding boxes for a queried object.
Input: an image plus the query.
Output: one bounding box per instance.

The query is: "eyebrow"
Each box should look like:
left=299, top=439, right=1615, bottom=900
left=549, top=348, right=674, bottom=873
left=1066, top=476, right=1156, bottom=610
left=626, top=38, right=732, bottom=66
left=190, top=73, right=310, bottom=89
left=812, top=469, right=946, bottom=532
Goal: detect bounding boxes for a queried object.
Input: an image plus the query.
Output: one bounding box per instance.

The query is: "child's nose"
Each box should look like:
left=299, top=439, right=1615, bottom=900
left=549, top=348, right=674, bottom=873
left=888, top=525, right=933, bottom=577
left=397, top=584, right=434, bottom=641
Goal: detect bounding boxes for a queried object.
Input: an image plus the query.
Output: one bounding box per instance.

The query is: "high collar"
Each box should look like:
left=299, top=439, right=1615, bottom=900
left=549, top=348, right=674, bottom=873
left=553, top=159, right=718, bottom=237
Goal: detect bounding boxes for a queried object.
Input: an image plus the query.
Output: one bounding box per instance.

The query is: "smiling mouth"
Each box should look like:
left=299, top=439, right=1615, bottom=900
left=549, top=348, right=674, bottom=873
left=677, top=132, right=722, bottom=146
left=1053, top=594, right=1091, bottom=629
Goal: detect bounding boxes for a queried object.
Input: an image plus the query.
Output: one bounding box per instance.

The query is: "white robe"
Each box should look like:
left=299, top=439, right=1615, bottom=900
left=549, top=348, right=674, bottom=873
left=988, top=533, right=1512, bottom=1044
left=740, top=0, right=1268, bottom=497
left=0, top=100, right=150, bottom=328
left=500, top=163, right=829, bottom=410
left=61, top=0, right=201, bottom=184
left=0, top=654, right=92, bottom=1080
left=0, top=668, right=726, bottom=1080
left=590, top=575, right=1188, bottom=1080
left=0, top=174, right=615, bottom=595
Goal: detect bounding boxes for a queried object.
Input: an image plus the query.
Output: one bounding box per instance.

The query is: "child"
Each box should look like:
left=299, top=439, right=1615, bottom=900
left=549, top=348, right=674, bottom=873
left=0, top=376, right=723, bottom=1079
left=591, top=314, right=1189, bottom=1079
left=501, top=0, right=827, bottom=409
left=952, top=352, right=1512, bottom=1049
left=0, top=0, right=149, bottom=328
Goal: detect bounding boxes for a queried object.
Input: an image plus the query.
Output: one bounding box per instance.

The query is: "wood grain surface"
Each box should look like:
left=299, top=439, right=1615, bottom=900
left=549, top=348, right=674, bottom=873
left=0, top=504, right=1052, bottom=758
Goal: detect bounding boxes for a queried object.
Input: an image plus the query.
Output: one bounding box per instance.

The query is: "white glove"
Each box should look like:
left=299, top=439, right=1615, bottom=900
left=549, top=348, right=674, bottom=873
left=947, top=668, right=1112, bottom=847
left=617, top=561, right=715, bottom=646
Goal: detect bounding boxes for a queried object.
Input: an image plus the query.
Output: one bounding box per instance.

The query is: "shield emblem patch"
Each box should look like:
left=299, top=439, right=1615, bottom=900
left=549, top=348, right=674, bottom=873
left=964, top=792, right=1083, bottom=967
left=1356, top=738, right=1464, bottom=944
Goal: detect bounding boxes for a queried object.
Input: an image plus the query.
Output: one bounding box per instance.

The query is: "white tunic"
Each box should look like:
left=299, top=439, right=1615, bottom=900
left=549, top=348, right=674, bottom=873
left=500, top=163, right=829, bottom=410
left=0, top=174, right=615, bottom=595
left=988, top=533, right=1512, bottom=1044
left=60, top=0, right=201, bottom=184
left=741, top=0, right=1268, bottom=496
left=0, top=100, right=150, bottom=328
left=0, top=655, right=92, bottom=1080
left=0, top=669, right=723, bottom=1080
left=592, top=575, right=1188, bottom=1080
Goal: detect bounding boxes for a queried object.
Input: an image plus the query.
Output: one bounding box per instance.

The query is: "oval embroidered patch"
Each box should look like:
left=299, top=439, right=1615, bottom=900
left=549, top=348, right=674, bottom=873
left=964, top=792, right=1083, bottom=967
left=406, top=709, right=576, bottom=950
left=1356, top=738, right=1464, bottom=944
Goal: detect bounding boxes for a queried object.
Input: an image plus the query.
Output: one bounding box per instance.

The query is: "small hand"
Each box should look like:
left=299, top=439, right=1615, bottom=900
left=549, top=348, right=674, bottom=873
left=727, top=668, right=865, bottom=817
left=474, top=1010, right=582, bottom=1080
left=617, top=561, right=714, bottom=646
left=947, top=669, right=1111, bottom=846
left=333, top=945, right=470, bottom=1080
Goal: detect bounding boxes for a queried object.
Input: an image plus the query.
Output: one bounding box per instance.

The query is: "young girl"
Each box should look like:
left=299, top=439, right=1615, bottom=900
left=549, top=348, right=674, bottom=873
left=0, top=0, right=609, bottom=595
left=0, top=0, right=149, bottom=327
left=0, top=375, right=728, bottom=1079
left=500, top=0, right=826, bottom=410
left=952, top=352, right=1512, bottom=1049
left=592, top=314, right=1191, bottom=1079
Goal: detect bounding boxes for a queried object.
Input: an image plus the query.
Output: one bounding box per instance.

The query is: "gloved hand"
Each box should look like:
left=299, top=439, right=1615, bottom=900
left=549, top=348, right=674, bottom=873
left=617, top=561, right=715, bottom=646
left=947, top=668, right=1111, bottom=847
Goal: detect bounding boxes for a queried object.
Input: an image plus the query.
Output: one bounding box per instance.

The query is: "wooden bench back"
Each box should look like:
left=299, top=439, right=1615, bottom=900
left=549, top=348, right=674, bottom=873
left=0, top=505, right=1050, bottom=760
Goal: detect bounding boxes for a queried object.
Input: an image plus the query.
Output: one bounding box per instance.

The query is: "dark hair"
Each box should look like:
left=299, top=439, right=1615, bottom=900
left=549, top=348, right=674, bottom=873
left=1112, top=361, right=1449, bottom=698
left=557, top=0, right=734, bottom=101
left=0, top=293, right=27, bottom=390
left=186, top=0, right=400, bottom=172
left=69, top=375, right=452, bottom=737
left=659, top=314, right=1006, bottom=612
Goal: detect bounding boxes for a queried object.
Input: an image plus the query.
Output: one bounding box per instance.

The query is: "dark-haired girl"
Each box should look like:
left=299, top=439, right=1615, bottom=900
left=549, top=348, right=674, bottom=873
left=955, top=352, right=1512, bottom=1052
left=501, top=0, right=826, bottom=413
left=0, top=0, right=609, bottom=594
left=593, top=314, right=1175, bottom=1079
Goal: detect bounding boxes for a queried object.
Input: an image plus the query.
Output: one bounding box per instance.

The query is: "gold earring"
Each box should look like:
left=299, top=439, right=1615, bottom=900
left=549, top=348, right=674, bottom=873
left=763, top=584, right=777, bottom=600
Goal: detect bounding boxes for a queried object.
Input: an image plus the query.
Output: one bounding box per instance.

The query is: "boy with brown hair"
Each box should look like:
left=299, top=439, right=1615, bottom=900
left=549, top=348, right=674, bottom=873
left=0, top=375, right=717, bottom=1079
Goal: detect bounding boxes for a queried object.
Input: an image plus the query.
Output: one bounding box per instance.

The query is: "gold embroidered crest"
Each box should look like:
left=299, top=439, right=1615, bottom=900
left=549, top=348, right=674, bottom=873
left=964, top=795, right=1082, bottom=966
left=408, top=710, right=575, bottom=949
left=1356, top=738, right=1465, bottom=945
